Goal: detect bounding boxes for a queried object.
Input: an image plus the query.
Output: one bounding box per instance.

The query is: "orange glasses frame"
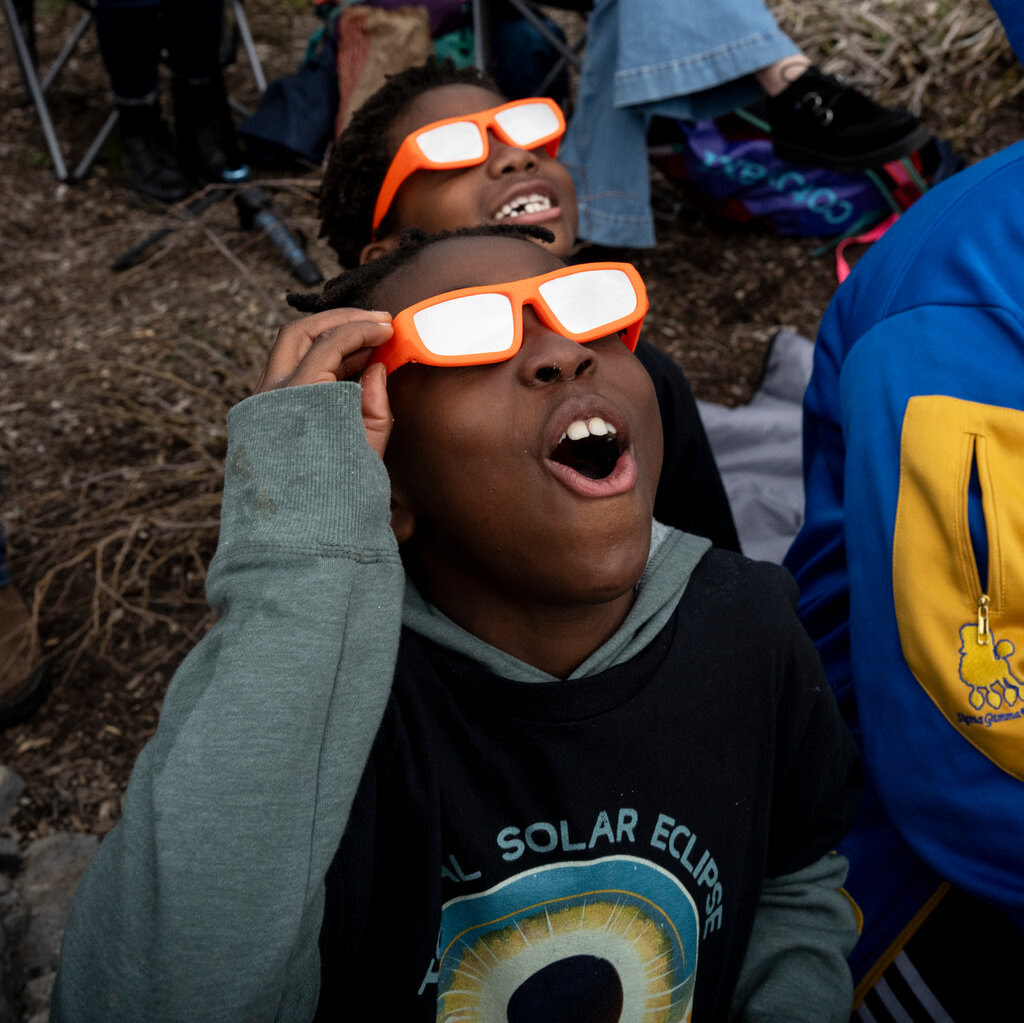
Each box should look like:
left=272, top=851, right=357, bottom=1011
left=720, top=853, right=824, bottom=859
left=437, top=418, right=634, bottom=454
left=369, top=262, right=648, bottom=376
left=371, top=98, right=567, bottom=233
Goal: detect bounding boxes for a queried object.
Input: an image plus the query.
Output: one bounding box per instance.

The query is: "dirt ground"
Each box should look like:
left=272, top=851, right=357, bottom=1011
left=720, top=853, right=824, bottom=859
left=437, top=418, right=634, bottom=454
left=0, top=1, right=1021, bottom=842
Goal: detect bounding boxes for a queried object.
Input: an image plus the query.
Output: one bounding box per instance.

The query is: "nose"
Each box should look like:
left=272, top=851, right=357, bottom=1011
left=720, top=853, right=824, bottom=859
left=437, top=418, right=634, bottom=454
left=486, top=133, right=538, bottom=177
left=516, top=309, right=595, bottom=385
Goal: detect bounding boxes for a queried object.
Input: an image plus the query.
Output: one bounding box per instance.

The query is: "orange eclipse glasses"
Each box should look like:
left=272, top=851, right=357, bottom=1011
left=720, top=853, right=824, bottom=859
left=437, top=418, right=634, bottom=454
left=368, top=262, right=648, bottom=376
left=372, top=98, right=566, bottom=233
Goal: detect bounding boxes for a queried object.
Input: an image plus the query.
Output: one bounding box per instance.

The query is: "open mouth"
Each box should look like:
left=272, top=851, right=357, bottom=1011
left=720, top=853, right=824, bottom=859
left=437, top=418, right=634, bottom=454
left=493, top=192, right=554, bottom=222
left=549, top=417, right=622, bottom=480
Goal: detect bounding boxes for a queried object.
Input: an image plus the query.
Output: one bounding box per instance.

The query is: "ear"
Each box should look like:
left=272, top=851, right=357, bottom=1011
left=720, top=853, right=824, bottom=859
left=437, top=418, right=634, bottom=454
left=360, top=233, right=400, bottom=265
left=389, top=489, right=416, bottom=545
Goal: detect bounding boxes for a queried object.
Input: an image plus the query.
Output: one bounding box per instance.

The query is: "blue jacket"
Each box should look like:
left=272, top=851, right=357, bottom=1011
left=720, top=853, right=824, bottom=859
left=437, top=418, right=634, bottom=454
left=785, top=138, right=1024, bottom=980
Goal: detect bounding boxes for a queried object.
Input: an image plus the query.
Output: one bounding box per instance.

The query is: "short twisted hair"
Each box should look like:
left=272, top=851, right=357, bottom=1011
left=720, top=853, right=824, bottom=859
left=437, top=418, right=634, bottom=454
left=318, top=58, right=500, bottom=269
left=289, top=224, right=556, bottom=314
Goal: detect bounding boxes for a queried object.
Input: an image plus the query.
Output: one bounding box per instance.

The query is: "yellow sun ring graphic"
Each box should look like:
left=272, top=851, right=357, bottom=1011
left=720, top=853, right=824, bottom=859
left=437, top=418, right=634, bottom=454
left=438, top=893, right=691, bottom=1023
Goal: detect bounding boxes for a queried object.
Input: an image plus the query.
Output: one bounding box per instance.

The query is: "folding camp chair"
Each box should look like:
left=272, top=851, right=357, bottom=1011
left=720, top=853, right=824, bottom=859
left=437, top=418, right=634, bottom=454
left=3, top=0, right=266, bottom=182
left=471, top=0, right=589, bottom=101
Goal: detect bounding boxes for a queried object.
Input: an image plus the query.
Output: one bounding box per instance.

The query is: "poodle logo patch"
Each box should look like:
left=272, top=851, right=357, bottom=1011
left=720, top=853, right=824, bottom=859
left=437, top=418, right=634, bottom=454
left=957, top=623, right=1022, bottom=712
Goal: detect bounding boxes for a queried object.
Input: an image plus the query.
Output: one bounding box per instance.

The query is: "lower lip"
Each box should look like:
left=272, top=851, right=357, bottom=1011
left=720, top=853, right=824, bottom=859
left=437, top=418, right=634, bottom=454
left=544, top=450, right=638, bottom=499
left=495, top=204, right=563, bottom=226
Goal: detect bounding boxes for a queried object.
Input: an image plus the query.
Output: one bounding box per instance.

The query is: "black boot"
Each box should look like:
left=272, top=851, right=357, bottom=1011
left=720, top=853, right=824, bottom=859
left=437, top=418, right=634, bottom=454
left=117, top=100, right=191, bottom=204
left=764, top=66, right=930, bottom=171
left=172, top=74, right=250, bottom=184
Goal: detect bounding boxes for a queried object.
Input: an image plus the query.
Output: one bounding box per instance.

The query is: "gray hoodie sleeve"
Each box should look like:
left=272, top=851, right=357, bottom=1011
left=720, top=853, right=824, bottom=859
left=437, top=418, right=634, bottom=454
left=51, top=382, right=405, bottom=1023
left=730, top=851, right=859, bottom=1022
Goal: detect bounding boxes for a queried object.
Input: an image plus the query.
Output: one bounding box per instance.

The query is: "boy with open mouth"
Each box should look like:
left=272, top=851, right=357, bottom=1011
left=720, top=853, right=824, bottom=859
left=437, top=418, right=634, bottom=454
left=54, top=225, right=860, bottom=1022
left=316, top=58, right=740, bottom=553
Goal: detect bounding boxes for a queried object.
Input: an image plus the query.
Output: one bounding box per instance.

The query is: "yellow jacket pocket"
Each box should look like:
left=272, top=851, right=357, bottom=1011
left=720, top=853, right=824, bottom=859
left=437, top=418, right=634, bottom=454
left=894, top=395, right=1024, bottom=780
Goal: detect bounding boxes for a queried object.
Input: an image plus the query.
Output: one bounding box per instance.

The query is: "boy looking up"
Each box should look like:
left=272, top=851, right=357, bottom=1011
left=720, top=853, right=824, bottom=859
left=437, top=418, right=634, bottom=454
left=317, top=58, right=741, bottom=552
left=54, top=225, right=860, bottom=1021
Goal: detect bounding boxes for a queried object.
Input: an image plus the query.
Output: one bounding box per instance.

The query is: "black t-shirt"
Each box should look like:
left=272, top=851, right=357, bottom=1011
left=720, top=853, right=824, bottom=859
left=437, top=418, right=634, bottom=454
left=317, top=551, right=859, bottom=1021
left=635, top=338, right=741, bottom=552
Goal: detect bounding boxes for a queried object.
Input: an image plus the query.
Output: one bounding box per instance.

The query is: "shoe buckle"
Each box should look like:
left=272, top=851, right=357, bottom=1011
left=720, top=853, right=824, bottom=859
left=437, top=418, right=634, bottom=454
left=798, top=91, right=835, bottom=127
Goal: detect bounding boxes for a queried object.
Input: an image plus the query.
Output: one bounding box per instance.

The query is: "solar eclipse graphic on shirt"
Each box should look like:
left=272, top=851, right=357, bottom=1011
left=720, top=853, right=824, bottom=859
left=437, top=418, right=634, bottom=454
left=436, top=855, right=698, bottom=1022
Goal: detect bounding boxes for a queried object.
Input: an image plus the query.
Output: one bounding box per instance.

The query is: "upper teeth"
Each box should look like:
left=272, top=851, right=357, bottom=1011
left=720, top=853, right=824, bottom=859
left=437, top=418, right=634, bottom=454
left=494, top=193, right=553, bottom=221
left=562, top=417, right=616, bottom=442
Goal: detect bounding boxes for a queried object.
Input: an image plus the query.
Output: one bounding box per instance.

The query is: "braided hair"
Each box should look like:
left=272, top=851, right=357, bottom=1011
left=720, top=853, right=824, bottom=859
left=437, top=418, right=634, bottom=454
left=289, top=224, right=556, bottom=314
left=319, top=57, right=500, bottom=269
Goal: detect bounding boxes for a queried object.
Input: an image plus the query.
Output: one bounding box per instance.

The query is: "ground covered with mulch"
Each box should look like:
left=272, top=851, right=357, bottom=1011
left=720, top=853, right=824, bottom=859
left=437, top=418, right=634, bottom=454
left=0, top=0, right=1021, bottom=842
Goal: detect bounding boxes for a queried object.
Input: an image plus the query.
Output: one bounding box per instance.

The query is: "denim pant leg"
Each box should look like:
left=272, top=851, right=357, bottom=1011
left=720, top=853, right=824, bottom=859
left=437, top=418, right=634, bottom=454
left=560, top=0, right=799, bottom=247
left=613, top=0, right=799, bottom=107
left=559, top=0, right=658, bottom=248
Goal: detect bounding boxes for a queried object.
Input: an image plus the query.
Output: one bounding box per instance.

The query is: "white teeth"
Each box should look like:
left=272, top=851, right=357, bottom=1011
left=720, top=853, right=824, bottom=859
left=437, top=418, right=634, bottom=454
left=561, top=417, right=615, bottom=442
left=494, top=193, right=553, bottom=221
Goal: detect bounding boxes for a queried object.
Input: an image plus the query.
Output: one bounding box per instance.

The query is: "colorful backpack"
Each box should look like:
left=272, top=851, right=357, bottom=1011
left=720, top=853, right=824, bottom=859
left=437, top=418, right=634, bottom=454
left=648, top=112, right=964, bottom=275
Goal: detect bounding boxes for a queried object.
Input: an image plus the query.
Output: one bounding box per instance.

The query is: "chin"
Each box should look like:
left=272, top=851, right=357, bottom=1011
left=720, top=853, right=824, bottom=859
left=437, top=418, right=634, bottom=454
left=569, top=532, right=652, bottom=605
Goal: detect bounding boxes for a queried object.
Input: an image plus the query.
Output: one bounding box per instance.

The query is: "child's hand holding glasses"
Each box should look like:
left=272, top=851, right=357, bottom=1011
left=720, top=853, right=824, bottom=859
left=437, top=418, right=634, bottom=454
left=255, top=308, right=394, bottom=458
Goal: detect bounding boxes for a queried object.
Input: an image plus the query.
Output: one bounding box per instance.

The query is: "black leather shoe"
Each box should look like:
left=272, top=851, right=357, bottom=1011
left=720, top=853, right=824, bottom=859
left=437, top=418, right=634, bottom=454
left=764, top=66, right=930, bottom=171
left=117, top=101, right=191, bottom=204
left=172, top=74, right=250, bottom=184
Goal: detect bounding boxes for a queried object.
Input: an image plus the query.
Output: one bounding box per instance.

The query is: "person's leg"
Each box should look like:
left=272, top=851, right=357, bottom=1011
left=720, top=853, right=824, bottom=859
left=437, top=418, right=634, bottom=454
left=612, top=0, right=799, bottom=108
left=755, top=54, right=811, bottom=97
left=94, top=0, right=190, bottom=202
left=558, top=0, right=656, bottom=248
left=162, top=0, right=224, bottom=81
left=611, top=0, right=928, bottom=169
left=563, top=0, right=930, bottom=246
left=165, top=0, right=250, bottom=183
left=562, top=0, right=801, bottom=247
left=94, top=0, right=162, bottom=101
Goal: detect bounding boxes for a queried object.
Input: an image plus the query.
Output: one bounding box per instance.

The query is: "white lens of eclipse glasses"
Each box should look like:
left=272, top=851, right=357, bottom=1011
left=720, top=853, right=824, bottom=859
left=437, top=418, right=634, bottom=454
left=492, top=102, right=560, bottom=146
left=413, top=293, right=515, bottom=356
left=538, top=269, right=637, bottom=336
left=416, top=121, right=486, bottom=164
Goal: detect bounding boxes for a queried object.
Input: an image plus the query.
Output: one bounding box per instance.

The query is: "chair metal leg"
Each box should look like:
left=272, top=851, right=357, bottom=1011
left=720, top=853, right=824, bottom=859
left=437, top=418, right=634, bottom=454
left=232, top=0, right=266, bottom=95
left=72, top=109, right=118, bottom=181
left=40, top=10, right=92, bottom=92
left=533, top=33, right=585, bottom=98
left=471, top=0, right=494, bottom=75
left=4, top=0, right=71, bottom=179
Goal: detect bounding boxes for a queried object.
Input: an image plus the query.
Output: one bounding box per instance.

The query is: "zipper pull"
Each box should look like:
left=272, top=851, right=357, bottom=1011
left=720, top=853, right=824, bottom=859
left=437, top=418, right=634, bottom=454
left=977, top=594, right=991, bottom=645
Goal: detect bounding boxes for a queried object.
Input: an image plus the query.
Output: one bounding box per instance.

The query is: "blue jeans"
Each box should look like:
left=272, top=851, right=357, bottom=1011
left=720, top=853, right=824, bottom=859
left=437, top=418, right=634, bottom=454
left=559, top=0, right=798, bottom=246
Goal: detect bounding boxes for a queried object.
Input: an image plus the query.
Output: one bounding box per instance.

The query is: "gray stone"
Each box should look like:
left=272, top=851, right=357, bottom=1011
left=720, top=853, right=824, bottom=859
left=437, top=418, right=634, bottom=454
left=0, top=768, right=24, bottom=831
left=0, top=879, right=27, bottom=946
left=23, top=970, right=53, bottom=1017
left=16, top=832, right=98, bottom=980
